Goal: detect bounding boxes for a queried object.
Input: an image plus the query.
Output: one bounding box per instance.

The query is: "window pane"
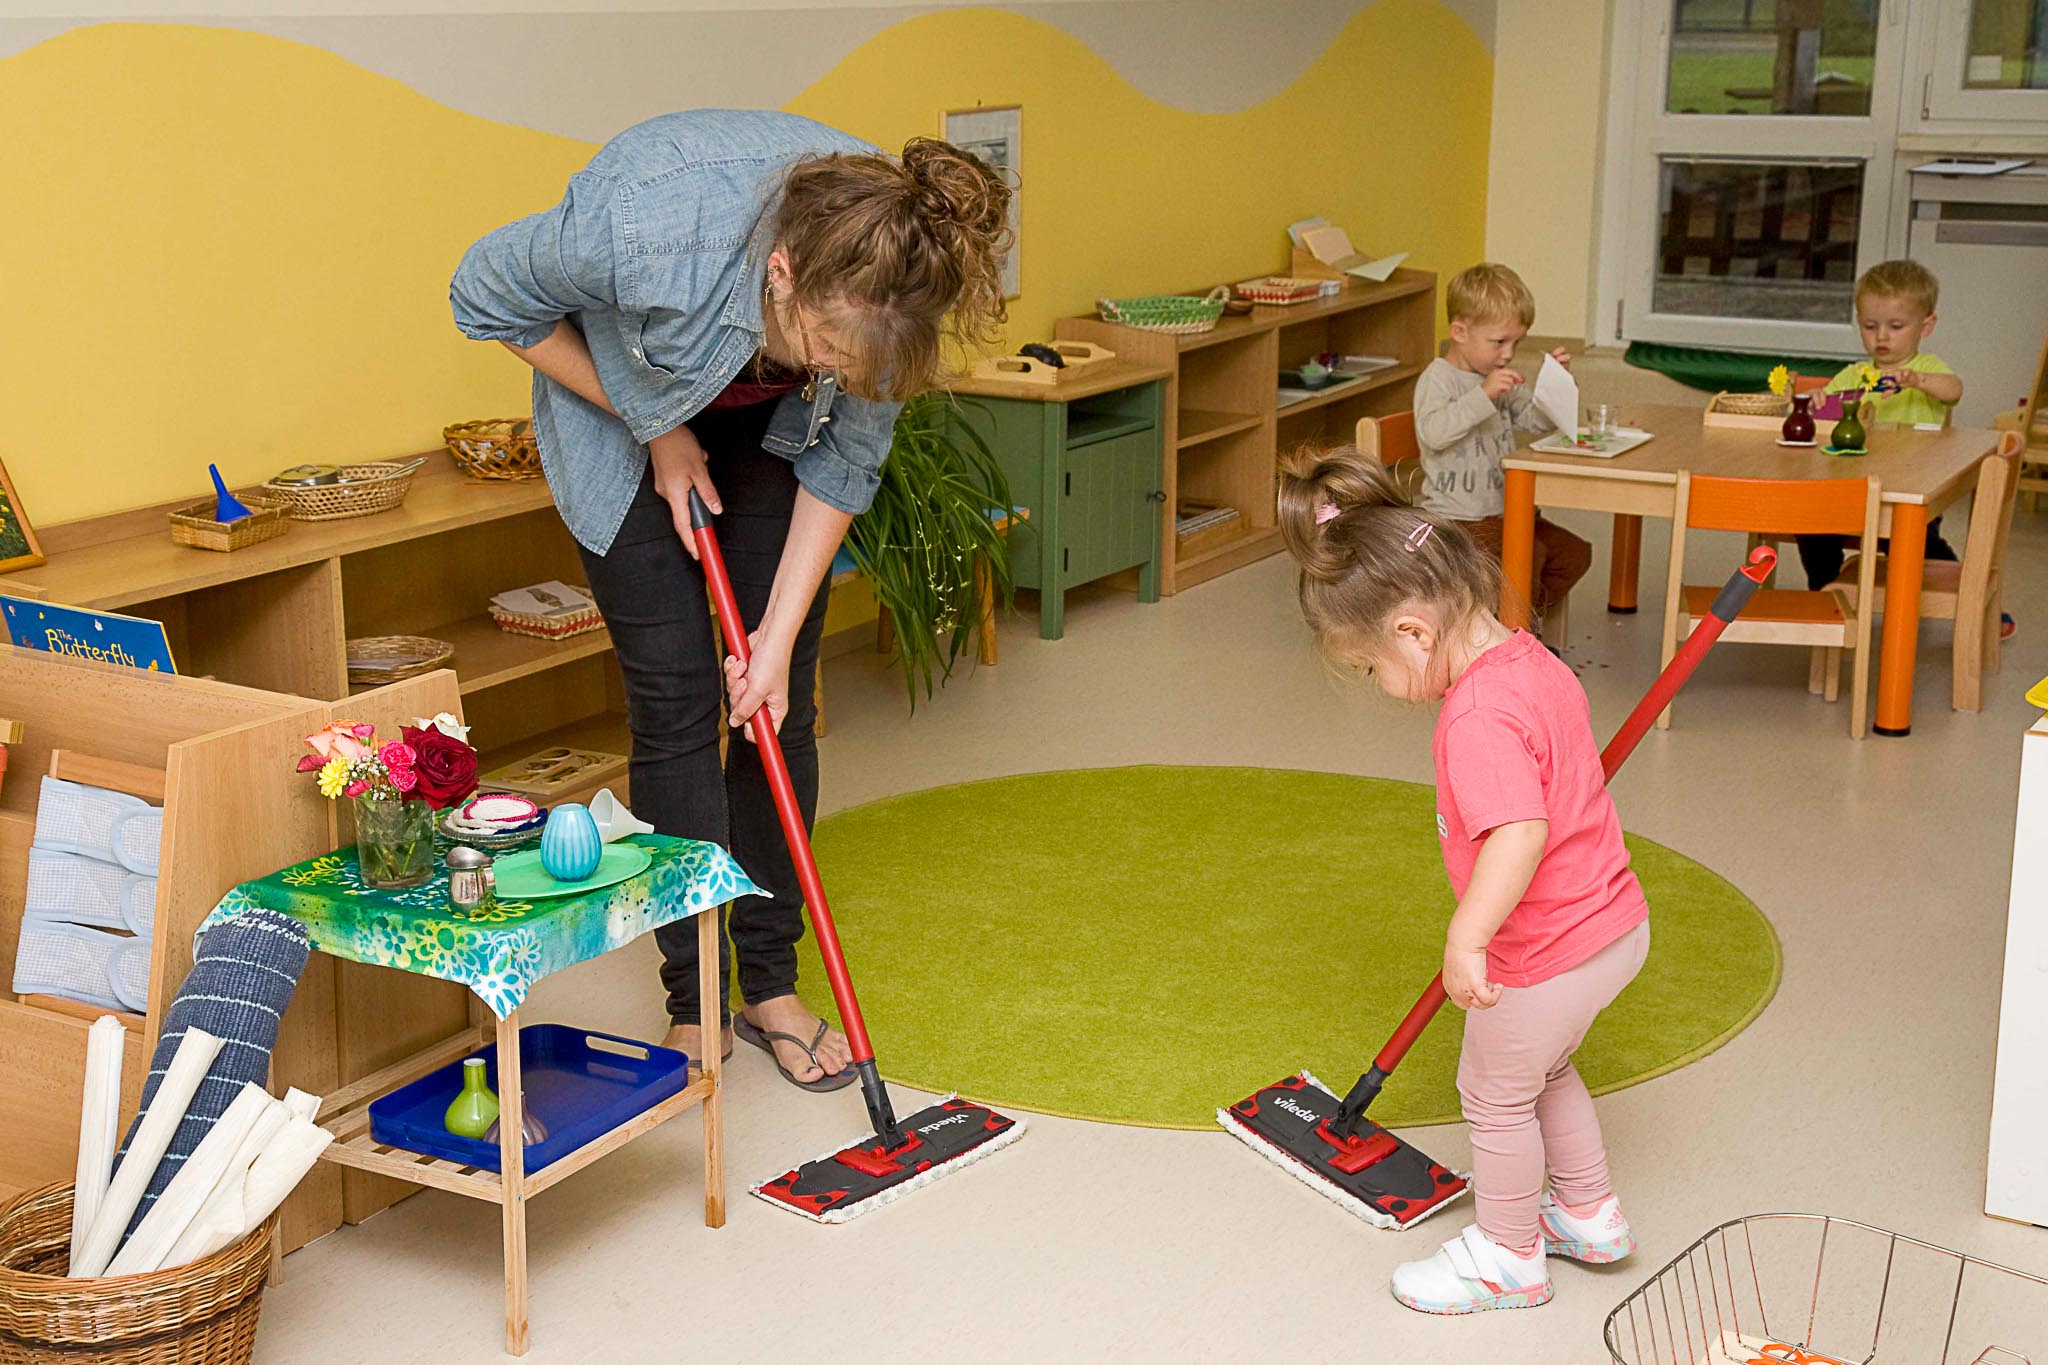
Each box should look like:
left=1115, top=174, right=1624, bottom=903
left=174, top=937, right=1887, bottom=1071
left=1666, top=0, right=1878, bottom=116
left=1965, top=0, right=2048, bottom=89
left=1651, top=159, right=1863, bottom=323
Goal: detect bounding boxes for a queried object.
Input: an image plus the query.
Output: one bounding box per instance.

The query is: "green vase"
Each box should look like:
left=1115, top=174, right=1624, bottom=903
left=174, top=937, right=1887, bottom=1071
left=444, top=1057, right=499, bottom=1138
left=1832, top=394, right=1867, bottom=453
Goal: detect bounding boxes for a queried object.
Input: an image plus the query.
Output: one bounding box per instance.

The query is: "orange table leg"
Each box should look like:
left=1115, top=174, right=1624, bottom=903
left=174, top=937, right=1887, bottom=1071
left=1608, top=514, right=1642, bottom=614
left=1501, top=468, right=1536, bottom=630
left=1875, top=503, right=1926, bottom=737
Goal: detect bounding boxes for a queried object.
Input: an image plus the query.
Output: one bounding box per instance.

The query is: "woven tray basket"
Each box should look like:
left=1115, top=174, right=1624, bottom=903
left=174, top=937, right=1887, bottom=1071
left=1708, top=391, right=1789, bottom=417
left=1096, top=287, right=1230, bottom=335
left=444, top=418, right=542, bottom=481
left=345, top=634, right=453, bottom=685
left=1232, top=276, right=1327, bottom=306
left=261, top=462, right=418, bottom=521
left=0, top=1183, right=274, bottom=1365
left=167, top=496, right=290, bottom=553
left=489, top=595, right=606, bottom=641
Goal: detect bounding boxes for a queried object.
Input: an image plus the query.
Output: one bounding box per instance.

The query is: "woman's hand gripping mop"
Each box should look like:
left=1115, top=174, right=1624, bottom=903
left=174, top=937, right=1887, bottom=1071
left=688, top=491, right=1024, bottom=1224
left=1220, top=547, right=1777, bottom=1230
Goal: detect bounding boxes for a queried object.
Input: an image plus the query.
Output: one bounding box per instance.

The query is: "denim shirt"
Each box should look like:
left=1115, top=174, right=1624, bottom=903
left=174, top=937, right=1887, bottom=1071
left=449, top=110, right=901, bottom=555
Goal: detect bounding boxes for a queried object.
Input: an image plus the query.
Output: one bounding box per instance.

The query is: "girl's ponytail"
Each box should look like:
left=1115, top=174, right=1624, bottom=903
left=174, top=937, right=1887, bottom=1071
left=1276, top=443, right=1503, bottom=663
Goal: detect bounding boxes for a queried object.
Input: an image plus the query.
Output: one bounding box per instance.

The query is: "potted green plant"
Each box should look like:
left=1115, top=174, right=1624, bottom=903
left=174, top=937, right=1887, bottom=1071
left=847, top=391, right=1017, bottom=709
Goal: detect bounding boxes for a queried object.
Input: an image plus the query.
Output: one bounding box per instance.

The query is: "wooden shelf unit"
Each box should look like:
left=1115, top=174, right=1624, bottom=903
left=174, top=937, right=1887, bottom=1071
left=10, top=462, right=634, bottom=809
left=1058, top=269, right=1437, bottom=593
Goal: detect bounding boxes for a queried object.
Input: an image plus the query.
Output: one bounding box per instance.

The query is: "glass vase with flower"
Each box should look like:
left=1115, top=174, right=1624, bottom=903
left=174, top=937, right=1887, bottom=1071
left=295, top=712, right=481, bottom=890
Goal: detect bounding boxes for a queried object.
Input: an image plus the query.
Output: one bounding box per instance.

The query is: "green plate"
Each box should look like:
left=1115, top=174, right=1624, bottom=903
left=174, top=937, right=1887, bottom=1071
left=493, top=844, right=652, bottom=900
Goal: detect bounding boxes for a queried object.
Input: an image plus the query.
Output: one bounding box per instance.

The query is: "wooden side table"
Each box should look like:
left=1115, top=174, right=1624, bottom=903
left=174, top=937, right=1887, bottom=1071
left=203, top=833, right=754, bottom=1355
left=946, top=359, right=1171, bottom=639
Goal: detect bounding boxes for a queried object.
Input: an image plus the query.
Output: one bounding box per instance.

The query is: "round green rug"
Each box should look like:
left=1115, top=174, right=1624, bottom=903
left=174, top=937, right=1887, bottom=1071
left=795, top=766, right=1779, bottom=1130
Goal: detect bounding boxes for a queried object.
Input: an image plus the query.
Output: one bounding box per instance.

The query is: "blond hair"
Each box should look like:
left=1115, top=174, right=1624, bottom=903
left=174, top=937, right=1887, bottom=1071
left=773, top=137, right=1012, bottom=401
left=1277, top=443, right=1503, bottom=667
left=1445, top=262, right=1535, bottom=327
left=1855, top=259, right=1939, bottom=316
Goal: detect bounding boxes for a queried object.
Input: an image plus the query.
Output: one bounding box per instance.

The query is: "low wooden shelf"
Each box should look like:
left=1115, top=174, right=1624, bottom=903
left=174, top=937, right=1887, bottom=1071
left=1058, top=269, right=1438, bottom=594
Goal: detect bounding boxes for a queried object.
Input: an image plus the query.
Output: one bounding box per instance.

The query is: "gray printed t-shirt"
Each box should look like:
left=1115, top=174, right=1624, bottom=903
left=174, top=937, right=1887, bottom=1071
left=1411, top=357, right=1556, bottom=522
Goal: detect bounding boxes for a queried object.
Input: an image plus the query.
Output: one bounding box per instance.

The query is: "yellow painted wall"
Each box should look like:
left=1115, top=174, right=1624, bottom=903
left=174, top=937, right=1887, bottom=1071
left=1484, top=0, right=1609, bottom=339
left=0, top=4, right=1489, bottom=536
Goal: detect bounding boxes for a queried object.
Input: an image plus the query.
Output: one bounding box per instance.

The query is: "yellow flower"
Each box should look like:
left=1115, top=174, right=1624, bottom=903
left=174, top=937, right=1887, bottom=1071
left=1857, top=363, right=1881, bottom=389
left=317, top=756, right=350, bottom=799
left=1767, top=364, right=1790, bottom=397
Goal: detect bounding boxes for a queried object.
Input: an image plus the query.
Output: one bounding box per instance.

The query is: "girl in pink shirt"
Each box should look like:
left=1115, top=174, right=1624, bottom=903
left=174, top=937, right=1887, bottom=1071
left=1279, top=444, right=1650, bottom=1317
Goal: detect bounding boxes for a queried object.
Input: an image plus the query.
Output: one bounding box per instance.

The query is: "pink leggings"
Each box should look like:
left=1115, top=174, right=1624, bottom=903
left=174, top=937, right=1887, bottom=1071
left=1457, top=920, right=1650, bottom=1254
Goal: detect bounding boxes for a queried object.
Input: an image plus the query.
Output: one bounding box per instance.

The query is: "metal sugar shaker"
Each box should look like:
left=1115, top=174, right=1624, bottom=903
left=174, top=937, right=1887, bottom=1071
left=445, top=845, right=496, bottom=912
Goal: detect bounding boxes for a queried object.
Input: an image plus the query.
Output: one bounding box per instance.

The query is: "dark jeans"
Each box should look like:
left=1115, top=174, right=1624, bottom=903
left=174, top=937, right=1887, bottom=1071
left=576, top=401, right=831, bottom=1026
left=1796, top=518, right=1956, bottom=591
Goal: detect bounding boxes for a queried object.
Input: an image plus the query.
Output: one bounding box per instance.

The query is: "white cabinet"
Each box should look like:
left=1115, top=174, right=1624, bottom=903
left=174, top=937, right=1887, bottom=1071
left=1987, top=712, right=2048, bottom=1226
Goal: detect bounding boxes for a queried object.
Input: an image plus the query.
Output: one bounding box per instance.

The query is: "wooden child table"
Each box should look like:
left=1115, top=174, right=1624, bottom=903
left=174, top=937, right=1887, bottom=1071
left=200, top=832, right=758, bottom=1355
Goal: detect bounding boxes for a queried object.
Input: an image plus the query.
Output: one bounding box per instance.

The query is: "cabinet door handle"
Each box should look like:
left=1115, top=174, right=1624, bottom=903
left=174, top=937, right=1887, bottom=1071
left=1147, top=490, right=1167, bottom=503
left=1065, top=472, right=1072, bottom=497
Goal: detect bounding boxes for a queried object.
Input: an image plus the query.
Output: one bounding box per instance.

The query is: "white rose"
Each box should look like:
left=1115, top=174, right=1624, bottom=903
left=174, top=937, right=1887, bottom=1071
left=412, top=712, right=472, bottom=744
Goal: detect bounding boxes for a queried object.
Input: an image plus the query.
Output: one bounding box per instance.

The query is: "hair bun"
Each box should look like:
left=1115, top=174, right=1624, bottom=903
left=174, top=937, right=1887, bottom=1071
left=902, top=136, right=1010, bottom=238
left=1276, top=443, right=1410, bottom=581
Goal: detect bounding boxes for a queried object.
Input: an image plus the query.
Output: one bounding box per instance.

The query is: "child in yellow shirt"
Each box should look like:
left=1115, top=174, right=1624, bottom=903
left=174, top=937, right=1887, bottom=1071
left=1797, top=260, right=1964, bottom=592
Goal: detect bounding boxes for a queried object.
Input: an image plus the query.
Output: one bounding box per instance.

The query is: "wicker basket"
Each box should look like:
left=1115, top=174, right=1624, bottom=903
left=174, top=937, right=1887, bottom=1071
left=444, top=418, right=542, bottom=481
left=167, top=496, right=290, bottom=553
left=1708, top=391, right=1789, bottom=417
left=1232, top=276, right=1328, bottom=306
left=0, top=1183, right=274, bottom=1365
left=261, top=462, right=419, bottom=521
left=1096, top=287, right=1230, bottom=335
left=345, top=635, right=453, bottom=685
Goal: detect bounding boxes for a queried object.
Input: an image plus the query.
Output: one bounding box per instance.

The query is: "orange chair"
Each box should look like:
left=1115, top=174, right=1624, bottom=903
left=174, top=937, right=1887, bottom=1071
left=1829, top=430, right=2023, bottom=711
left=1660, top=473, right=1882, bottom=737
left=1792, top=373, right=1830, bottom=396
left=1356, top=411, right=1419, bottom=470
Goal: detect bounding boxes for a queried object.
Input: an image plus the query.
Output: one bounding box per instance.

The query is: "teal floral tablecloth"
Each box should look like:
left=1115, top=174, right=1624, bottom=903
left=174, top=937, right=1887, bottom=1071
left=198, top=835, right=760, bottom=1018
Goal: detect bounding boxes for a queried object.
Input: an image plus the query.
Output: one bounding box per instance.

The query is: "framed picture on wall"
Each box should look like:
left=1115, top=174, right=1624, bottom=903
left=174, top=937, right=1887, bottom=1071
left=942, top=104, right=1021, bottom=300
left=0, top=457, right=44, bottom=574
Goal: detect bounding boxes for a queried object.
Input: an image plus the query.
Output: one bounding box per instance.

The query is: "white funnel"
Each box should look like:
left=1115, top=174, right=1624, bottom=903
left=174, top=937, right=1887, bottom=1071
left=589, top=787, right=654, bottom=843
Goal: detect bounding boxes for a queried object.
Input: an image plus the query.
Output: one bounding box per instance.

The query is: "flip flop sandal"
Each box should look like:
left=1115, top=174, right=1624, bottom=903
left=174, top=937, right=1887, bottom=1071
left=733, top=1014, right=857, bottom=1092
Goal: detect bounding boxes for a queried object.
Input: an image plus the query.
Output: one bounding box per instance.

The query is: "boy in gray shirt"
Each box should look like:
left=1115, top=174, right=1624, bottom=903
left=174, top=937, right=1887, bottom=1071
left=1414, top=263, right=1591, bottom=627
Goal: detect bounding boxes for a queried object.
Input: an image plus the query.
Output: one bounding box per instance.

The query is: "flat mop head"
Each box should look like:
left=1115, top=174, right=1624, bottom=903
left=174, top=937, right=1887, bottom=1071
left=1219, top=1071, right=1467, bottom=1230
left=751, top=1095, right=1025, bottom=1225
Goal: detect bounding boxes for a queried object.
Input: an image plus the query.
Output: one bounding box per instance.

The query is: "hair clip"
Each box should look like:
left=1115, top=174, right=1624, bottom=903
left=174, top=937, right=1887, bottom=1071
left=1403, top=521, right=1434, bottom=553
left=1315, top=502, right=1341, bottom=525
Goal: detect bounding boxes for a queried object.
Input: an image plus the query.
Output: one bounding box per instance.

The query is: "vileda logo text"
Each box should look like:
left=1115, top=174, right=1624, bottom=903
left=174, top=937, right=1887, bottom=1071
left=917, top=1114, right=971, bottom=1135
left=1271, top=1096, right=1322, bottom=1123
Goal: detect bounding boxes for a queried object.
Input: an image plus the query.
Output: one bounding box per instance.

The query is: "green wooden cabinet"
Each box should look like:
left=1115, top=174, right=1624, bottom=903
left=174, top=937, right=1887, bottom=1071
left=947, top=377, right=1166, bottom=639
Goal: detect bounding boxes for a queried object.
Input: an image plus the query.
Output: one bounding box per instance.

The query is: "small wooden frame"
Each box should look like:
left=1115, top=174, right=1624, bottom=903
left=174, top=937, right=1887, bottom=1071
left=0, top=455, right=45, bottom=574
left=479, top=745, right=627, bottom=800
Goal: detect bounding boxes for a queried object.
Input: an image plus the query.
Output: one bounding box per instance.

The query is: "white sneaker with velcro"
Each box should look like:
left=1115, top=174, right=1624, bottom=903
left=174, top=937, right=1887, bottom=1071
left=1390, top=1224, right=1553, bottom=1315
left=1538, top=1191, right=1638, bottom=1264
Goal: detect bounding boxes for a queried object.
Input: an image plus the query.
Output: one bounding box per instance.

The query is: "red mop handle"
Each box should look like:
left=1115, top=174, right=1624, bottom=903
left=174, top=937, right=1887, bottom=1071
left=1372, top=547, right=1777, bottom=1077
left=688, top=492, right=876, bottom=1066
left=1600, top=545, right=1776, bottom=781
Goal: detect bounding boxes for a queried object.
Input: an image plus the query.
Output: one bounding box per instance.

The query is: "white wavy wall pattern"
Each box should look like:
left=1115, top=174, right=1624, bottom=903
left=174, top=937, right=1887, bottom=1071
left=1, top=1, right=1494, bottom=137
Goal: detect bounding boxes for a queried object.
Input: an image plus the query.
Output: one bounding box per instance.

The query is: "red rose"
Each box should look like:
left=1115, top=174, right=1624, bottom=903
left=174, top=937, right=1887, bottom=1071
left=400, top=725, right=478, bottom=810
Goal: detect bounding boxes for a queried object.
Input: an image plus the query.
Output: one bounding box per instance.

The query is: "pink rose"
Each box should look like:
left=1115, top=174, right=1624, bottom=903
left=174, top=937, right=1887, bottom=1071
left=343, top=779, right=370, bottom=799
left=305, top=720, right=372, bottom=765
left=387, top=765, right=418, bottom=794
left=379, top=741, right=417, bottom=771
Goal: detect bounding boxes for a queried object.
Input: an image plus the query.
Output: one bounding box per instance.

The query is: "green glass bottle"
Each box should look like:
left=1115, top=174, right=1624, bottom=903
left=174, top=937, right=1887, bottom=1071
left=444, top=1057, right=499, bottom=1139
left=1832, top=395, right=1867, bottom=454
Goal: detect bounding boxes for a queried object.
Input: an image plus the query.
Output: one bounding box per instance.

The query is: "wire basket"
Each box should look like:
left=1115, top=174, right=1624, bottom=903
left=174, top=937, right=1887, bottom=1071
left=345, top=635, right=453, bottom=685
left=1096, top=287, right=1231, bottom=335
left=0, top=1182, right=275, bottom=1365
left=261, top=462, right=419, bottom=521
left=167, top=496, right=290, bottom=553
left=1604, top=1212, right=2048, bottom=1364
left=444, top=418, right=542, bottom=481
left=1710, top=392, right=1791, bottom=418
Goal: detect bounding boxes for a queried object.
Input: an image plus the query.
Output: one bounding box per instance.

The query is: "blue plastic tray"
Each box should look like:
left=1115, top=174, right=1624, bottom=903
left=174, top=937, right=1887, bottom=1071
left=367, top=1024, right=690, bottom=1173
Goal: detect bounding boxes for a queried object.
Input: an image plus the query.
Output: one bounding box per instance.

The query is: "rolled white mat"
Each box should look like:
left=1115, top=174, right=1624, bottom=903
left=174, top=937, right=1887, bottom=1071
left=280, top=1087, right=319, bottom=1123
left=70, top=1027, right=223, bottom=1278
left=107, top=1084, right=274, bottom=1277
left=69, top=1016, right=126, bottom=1267
left=162, top=1094, right=294, bottom=1269
left=167, top=1116, right=331, bottom=1266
